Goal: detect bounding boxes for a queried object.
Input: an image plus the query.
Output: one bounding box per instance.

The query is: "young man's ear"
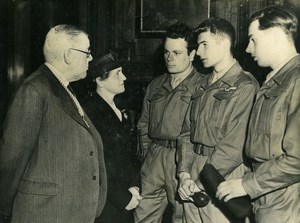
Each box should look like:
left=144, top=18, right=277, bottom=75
left=64, top=49, right=72, bottom=65
left=222, top=39, right=231, bottom=54
left=189, top=49, right=196, bottom=62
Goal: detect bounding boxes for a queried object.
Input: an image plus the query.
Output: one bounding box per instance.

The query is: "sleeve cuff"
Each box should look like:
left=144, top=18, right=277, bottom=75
left=242, top=172, right=264, bottom=199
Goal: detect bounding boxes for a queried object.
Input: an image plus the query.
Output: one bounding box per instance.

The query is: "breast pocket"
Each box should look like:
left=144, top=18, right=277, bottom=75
left=147, top=93, right=167, bottom=128
left=172, top=93, right=192, bottom=123
left=190, top=91, right=205, bottom=123
left=257, top=91, right=284, bottom=134
left=210, top=91, right=237, bottom=129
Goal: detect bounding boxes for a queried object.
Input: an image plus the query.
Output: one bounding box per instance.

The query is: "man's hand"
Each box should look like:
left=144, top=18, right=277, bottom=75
left=216, top=178, right=247, bottom=202
left=178, top=172, right=201, bottom=201
left=125, top=187, right=143, bottom=210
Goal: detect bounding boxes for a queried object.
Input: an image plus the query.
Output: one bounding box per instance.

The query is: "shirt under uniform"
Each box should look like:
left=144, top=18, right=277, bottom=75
left=242, top=55, right=300, bottom=223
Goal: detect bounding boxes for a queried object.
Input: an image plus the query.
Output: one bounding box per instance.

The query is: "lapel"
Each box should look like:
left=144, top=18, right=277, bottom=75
left=204, top=62, right=242, bottom=89
left=42, top=65, right=91, bottom=131
left=161, top=74, right=173, bottom=93
left=260, top=55, right=300, bottom=96
left=95, top=94, right=123, bottom=124
left=270, top=55, right=300, bottom=85
left=194, top=62, right=242, bottom=99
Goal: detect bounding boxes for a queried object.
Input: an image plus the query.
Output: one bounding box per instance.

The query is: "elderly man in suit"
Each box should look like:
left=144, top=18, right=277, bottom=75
left=0, top=24, right=107, bottom=223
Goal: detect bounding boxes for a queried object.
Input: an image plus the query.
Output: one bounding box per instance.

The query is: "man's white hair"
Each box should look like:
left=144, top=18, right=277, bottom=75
left=43, top=24, right=87, bottom=63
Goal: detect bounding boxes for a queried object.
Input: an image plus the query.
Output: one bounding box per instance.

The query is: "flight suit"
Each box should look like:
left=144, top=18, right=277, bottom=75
left=242, top=55, right=300, bottom=223
left=134, top=68, right=204, bottom=223
left=177, top=62, right=258, bottom=223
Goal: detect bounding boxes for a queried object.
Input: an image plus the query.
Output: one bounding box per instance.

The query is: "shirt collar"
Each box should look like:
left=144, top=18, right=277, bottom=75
left=211, top=59, right=236, bottom=84
left=265, top=54, right=299, bottom=83
left=170, top=65, right=193, bottom=83
left=206, top=60, right=241, bottom=88
left=45, top=62, right=69, bottom=87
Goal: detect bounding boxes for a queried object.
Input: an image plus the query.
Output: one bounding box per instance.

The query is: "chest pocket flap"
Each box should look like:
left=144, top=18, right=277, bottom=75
left=213, top=90, right=236, bottom=101
left=180, top=91, right=193, bottom=103
left=264, top=88, right=286, bottom=99
left=192, top=88, right=205, bottom=100
left=148, top=93, right=165, bottom=103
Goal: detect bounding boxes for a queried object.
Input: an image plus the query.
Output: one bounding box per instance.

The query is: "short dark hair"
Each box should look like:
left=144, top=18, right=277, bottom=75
left=249, top=5, right=298, bottom=42
left=164, top=23, right=196, bottom=53
left=194, top=17, right=236, bottom=54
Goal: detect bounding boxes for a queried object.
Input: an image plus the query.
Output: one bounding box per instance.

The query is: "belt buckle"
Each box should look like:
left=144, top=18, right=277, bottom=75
left=199, top=144, right=204, bottom=155
left=194, top=144, right=204, bottom=155
left=166, top=140, right=175, bottom=148
left=166, top=140, right=171, bottom=148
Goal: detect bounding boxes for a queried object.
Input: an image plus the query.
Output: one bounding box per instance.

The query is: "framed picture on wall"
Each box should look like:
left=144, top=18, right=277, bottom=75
left=136, top=0, right=211, bottom=38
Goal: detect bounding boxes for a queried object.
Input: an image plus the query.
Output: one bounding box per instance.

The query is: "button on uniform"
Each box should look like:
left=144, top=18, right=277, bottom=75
left=89, top=151, right=94, bottom=156
left=92, top=176, right=97, bottom=181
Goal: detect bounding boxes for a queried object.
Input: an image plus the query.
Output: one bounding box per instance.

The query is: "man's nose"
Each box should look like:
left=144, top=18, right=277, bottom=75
left=245, top=43, right=252, bottom=53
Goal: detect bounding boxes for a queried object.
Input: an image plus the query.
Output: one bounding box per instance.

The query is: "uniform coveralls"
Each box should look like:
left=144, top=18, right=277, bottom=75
left=242, top=55, right=300, bottom=223
left=177, top=62, right=258, bottom=223
left=134, top=68, right=204, bottom=223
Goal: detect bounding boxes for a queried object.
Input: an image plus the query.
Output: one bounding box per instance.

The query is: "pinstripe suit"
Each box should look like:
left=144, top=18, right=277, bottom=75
left=0, top=64, right=107, bottom=223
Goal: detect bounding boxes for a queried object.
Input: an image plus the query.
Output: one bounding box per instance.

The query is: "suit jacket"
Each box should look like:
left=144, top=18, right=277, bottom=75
left=83, top=93, right=140, bottom=223
left=0, top=64, right=107, bottom=223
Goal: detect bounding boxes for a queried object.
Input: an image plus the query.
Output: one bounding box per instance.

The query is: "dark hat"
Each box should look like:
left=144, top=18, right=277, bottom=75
left=91, top=52, right=122, bottom=79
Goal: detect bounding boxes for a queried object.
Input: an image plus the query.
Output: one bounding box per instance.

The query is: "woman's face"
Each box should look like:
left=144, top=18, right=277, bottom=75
left=98, top=67, right=127, bottom=95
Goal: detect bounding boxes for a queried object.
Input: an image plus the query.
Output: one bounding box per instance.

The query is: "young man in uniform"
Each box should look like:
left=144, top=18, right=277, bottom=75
left=217, top=6, right=300, bottom=223
left=134, top=23, right=203, bottom=223
left=177, top=18, right=258, bottom=223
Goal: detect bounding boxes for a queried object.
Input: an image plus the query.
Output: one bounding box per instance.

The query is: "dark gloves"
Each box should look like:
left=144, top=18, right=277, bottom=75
left=199, top=164, right=253, bottom=219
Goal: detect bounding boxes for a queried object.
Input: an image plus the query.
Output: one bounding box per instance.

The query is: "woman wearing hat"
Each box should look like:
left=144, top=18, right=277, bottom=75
left=82, top=53, right=142, bottom=223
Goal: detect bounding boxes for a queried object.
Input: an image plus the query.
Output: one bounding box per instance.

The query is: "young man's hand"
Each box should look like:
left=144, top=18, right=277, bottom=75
left=178, top=172, right=201, bottom=201
left=216, top=178, right=247, bottom=202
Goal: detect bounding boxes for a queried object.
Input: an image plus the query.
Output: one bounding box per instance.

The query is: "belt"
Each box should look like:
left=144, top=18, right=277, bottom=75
left=193, top=144, right=214, bottom=156
left=152, top=138, right=177, bottom=148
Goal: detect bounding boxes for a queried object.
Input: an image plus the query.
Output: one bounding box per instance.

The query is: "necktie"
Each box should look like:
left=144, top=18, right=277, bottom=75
left=65, top=84, right=89, bottom=128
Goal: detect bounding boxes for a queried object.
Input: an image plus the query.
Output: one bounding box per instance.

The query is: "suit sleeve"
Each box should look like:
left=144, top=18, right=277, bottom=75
left=208, top=83, right=257, bottom=177
left=242, top=78, right=300, bottom=199
left=0, top=83, right=44, bottom=216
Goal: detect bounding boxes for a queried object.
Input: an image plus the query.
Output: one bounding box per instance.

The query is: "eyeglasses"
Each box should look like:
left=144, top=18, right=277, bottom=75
left=69, top=48, right=92, bottom=58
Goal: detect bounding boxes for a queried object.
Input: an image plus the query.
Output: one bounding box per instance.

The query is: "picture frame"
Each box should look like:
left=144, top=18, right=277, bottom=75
left=136, top=0, right=211, bottom=38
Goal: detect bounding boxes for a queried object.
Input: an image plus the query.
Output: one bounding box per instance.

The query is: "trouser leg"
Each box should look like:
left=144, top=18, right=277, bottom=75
left=134, top=144, right=169, bottom=223
left=165, top=148, right=183, bottom=223
left=253, top=182, right=300, bottom=223
left=182, top=202, right=202, bottom=223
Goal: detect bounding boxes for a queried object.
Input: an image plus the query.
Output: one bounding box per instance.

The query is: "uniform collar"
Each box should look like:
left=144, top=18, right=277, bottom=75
left=162, top=67, right=200, bottom=93
left=267, top=55, right=300, bottom=86
left=202, top=61, right=242, bottom=90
